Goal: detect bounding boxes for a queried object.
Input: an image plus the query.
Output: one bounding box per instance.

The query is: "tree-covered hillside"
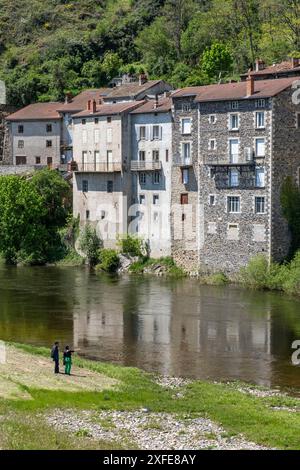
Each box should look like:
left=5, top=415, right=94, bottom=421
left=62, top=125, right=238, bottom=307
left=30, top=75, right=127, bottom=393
left=0, top=0, right=299, bottom=107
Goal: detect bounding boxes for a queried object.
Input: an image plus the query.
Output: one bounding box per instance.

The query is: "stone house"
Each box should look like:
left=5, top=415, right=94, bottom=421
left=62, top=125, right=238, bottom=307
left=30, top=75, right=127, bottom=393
left=130, top=97, right=173, bottom=257
left=103, top=77, right=173, bottom=104
left=171, top=76, right=300, bottom=273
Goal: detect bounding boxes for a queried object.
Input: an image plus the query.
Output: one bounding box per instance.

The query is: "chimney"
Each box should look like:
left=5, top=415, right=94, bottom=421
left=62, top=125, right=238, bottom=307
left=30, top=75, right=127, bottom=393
left=154, top=95, right=159, bottom=109
left=65, top=92, right=73, bottom=104
left=92, top=99, right=97, bottom=113
left=246, top=74, right=255, bottom=97
left=87, top=100, right=92, bottom=111
left=139, top=73, right=147, bottom=86
left=291, top=57, right=300, bottom=68
left=255, top=59, right=265, bottom=72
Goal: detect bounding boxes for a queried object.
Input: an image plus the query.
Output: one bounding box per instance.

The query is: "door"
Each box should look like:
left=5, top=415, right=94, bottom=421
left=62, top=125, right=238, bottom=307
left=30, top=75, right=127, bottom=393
left=229, top=139, right=239, bottom=163
left=47, top=157, right=52, bottom=169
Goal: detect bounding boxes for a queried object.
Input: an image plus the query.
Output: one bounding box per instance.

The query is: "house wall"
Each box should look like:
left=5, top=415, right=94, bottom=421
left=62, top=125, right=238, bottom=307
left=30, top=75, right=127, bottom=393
left=130, top=112, right=172, bottom=257
left=10, top=120, right=61, bottom=167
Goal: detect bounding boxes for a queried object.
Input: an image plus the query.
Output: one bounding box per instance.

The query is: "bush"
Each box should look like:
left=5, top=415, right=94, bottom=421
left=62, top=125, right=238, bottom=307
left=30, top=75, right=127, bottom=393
left=239, top=255, right=270, bottom=289
left=117, top=234, right=145, bottom=257
left=282, top=251, right=300, bottom=295
left=78, top=224, right=101, bottom=266
left=204, top=272, right=229, bottom=286
left=96, top=249, right=120, bottom=273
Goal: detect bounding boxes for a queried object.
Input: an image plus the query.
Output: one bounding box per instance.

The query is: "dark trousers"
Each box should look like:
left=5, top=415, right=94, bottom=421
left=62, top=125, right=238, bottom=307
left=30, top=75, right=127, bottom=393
left=54, top=359, right=59, bottom=373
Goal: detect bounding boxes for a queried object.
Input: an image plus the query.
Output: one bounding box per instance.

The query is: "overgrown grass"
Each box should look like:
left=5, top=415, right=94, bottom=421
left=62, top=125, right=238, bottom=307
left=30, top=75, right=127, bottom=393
left=3, top=342, right=300, bottom=449
left=129, top=256, right=186, bottom=278
left=201, top=272, right=229, bottom=286
left=55, top=248, right=84, bottom=267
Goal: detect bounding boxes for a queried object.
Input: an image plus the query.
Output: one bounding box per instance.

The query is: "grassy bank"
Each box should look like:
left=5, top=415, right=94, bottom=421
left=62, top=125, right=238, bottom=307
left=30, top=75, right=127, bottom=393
left=1, top=343, right=300, bottom=449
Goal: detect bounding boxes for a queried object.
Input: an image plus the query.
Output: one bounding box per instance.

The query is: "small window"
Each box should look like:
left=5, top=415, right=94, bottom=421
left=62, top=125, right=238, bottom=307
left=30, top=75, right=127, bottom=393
left=153, top=194, right=159, bottom=205
left=18, top=140, right=24, bottom=148
left=182, top=104, right=191, bottom=112
left=256, top=99, right=265, bottom=108
left=153, top=125, right=160, bottom=140
left=209, top=195, right=216, bottom=206
left=107, top=180, right=113, bottom=193
left=139, top=126, right=146, bottom=140
left=94, top=118, right=99, bottom=124
left=16, top=156, right=27, bottom=165
left=139, top=194, right=145, bottom=205
left=86, top=210, right=90, bottom=220
left=255, top=196, right=265, bottom=214
left=152, top=150, right=159, bottom=162
left=255, top=138, right=265, bottom=157
left=46, top=140, right=52, bottom=147
left=166, top=149, right=169, bottom=162
left=209, top=115, right=216, bottom=124
left=140, top=172, right=146, bottom=185
left=182, top=142, right=191, bottom=161
left=35, top=156, right=41, bottom=164
left=153, top=171, right=160, bottom=184
left=255, top=167, right=265, bottom=187
left=181, top=193, right=189, bottom=205
left=139, top=150, right=145, bottom=161
left=82, top=180, right=89, bottom=192
left=209, top=139, right=216, bottom=150
left=107, top=117, right=112, bottom=123
left=18, top=125, right=24, bottom=134
left=256, top=111, right=265, bottom=129
left=230, top=101, right=239, bottom=110
left=182, top=168, right=189, bottom=184
left=46, top=124, right=52, bottom=133
left=227, top=223, right=239, bottom=240
left=82, top=119, right=86, bottom=125
left=181, top=118, right=191, bottom=134
left=227, top=196, right=240, bottom=213
left=229, top=113, right=239, bottom=130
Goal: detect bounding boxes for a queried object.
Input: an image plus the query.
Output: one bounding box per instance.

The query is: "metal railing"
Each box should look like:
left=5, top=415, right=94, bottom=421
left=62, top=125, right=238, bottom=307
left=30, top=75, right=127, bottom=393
left=75, top=162, right=122, bottom=172
left=130, top=161, right=162, bottom=171
left=204, top=154, right=255, bottom=166
left=173, top=156, right=193, bottom=167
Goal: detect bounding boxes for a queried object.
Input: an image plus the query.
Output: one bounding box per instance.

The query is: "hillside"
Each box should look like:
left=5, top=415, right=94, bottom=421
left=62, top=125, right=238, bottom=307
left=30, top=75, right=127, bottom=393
left=0, top=0, right=299, bottom=107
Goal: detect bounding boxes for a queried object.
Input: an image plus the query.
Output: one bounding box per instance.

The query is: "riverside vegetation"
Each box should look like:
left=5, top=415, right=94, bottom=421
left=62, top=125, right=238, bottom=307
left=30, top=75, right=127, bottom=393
left=2, top=342, right=300, bottom=450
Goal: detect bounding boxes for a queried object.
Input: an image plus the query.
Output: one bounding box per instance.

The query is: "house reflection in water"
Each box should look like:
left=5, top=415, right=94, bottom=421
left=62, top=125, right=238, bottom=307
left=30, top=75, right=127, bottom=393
left=73, top=276, right=273, bottom=387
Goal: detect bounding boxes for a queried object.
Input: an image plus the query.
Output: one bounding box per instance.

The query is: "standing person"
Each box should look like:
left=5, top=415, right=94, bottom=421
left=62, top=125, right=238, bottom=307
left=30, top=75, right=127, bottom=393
left=51, top=341, right=60, bottom=374
left=63, top=346, right=74, bottom=375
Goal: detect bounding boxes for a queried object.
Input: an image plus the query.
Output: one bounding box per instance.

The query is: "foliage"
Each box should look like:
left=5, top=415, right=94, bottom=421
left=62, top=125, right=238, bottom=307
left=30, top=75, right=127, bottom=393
left=129, top=256, right=186, bottom=277
left=280, top=176, right=300, bottom=258
left=96, top=249, right=120, bottom=273
left=203, top=272, right=230, bottom=286
left=78, top=224, right=101, bottom=266
left=200, top=42, right=233, bottom=81
left=117, top=234, right=145, bottom=257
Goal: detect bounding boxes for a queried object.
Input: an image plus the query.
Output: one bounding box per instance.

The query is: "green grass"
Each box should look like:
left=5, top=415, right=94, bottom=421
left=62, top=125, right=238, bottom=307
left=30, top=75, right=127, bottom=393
left=55, top=248, right=84, bottom=267
left=3, top=342, right=300, bottom=449
left=129, top=256, right=186, bottom=278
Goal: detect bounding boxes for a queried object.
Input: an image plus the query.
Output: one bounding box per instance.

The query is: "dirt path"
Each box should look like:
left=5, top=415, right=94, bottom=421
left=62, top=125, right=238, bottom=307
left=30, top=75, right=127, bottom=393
left=0, top=346, right=118, bottom=399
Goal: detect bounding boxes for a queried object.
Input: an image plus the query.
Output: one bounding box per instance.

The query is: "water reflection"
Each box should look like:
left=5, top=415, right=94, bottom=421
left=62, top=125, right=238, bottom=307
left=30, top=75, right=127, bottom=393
left=0, top=266, right=300, bottom=389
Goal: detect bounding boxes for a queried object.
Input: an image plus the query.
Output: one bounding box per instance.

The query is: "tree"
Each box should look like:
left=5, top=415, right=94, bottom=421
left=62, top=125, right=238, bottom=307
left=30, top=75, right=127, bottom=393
left=78, top=224, right=101, bottom=266
left=280, top=176, right=300, bottom=258
left=201, top=42, right=233, bottom=81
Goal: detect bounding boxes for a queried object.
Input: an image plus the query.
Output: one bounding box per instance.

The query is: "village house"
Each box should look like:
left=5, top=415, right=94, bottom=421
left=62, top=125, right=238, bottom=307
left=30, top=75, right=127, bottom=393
left=171, top=76, right=300, bottom=273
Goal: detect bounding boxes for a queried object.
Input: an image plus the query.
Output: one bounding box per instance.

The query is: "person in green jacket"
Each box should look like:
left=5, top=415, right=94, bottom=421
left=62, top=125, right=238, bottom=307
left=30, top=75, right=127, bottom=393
left=63, top=346, right=74, bottom=375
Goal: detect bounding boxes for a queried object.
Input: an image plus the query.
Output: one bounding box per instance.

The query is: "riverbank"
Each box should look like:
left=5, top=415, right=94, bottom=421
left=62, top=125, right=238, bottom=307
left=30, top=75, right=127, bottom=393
left=1, top=343, right=300, bottom=450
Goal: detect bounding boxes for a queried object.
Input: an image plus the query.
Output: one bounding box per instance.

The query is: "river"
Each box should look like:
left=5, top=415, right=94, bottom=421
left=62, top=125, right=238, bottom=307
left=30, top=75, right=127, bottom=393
left=0, top=265, right=300, bottom=390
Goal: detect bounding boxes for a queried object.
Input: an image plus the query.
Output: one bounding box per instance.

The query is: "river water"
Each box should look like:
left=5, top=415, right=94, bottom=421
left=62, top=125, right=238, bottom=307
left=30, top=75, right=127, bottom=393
left=0, top=265, right=300, bottom=390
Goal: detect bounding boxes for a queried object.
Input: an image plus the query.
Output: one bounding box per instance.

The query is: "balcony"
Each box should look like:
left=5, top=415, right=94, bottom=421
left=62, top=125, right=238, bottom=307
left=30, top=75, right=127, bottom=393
left=173, top=156, right=193, bottom=167
left=204, top=154, right=255, bottom=167
left=75, top=162, right=122, bottom=172
left=131, top=160, right=162, bottom=171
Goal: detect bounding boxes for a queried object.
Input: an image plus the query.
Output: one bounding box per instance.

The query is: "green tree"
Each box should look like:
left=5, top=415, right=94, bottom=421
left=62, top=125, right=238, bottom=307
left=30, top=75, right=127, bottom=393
left=79, top=224, right=101, bottom=266
left=201, top=42, right=233, bottom=81
left=280, top=176, right=300, bottom=258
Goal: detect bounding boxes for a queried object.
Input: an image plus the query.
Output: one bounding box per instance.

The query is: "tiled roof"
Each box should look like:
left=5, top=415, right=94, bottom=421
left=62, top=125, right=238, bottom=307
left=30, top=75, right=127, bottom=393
left=56, top=88, right=110, bottom=112
left=103, top=80, right=163, bottom=100
left=172, top=77, right=298, bottom=102
left=72, top=101, right=145, bottom=118
left=242, top=61, right=300, bottom=77
left=6, top=102, right=62, bottom=121
left=130, top=97, right=172, bottom=114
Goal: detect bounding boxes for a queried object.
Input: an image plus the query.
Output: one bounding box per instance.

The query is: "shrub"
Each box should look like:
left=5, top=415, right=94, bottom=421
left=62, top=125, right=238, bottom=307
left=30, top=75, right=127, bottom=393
left=78, top=224, right=101, bottom=266
left=96, top=249, right=119, bottom=273
left=117, top=234, right=144, bottom=257
left=282, top=251, right=300, bottom=295
left=239, top=255, right=270, bottom=289
left=204, top=272, right=229, bottom=286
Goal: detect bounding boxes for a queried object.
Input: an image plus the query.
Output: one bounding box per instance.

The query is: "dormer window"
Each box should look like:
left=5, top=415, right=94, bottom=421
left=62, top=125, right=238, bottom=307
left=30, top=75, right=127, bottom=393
left=230, top=101, right=239, bottom=110
left=255, top=99, right=266, bottom=108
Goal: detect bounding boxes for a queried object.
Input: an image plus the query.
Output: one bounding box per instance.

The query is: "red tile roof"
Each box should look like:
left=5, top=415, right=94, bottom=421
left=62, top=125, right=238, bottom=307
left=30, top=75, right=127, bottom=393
left=242, top=61, right=300, bottom=77
left=172, top=77, right=298, bottom=102
left=130, top=97, right=172, bottom=114
left=72, top=101, right=145, bottom=118
left=103, top=80, right=163, bottom=100
left=6, top=102, right=62, bottom=121
left=56, top=88, right=110, bottom=112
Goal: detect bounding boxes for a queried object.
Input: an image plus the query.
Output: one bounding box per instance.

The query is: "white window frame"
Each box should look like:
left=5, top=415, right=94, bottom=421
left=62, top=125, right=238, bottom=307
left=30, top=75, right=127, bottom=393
left=254, top=196, right=266, bottom=214
left=181, top=117, right=192, bottom=135
left=229, top=113, right=239, bottom=131
left=18, top=140, right=24, bottom=148
left=229, top=138, right=239, bottom=163
left=139, top=150, right=146, bottom=161
left=255, top=99, right=266, bottom=108
left=139, top=172, right=146, bottom=185
left=255, top=111, right=265, bottom=129
left=209, top=194, right=216, bottom=206
left=182, top=168, right=189, bottom=185
left=255, top=138, right=266, bottom=158
left=139, top=194, right=145, bottom=205
left=227, top=196, right=241, bottom=213
left=255, top=167, right=265, bottom=188
left=152, top=150, right=160, bottom=162
left=139, top=126, right=146, bottom=140
left=153, top=194, right=159, bottom=205
left=209, top=139, right=217, bottom=151
left=209, top=114, right=217, bottom=125
left=153, top=171, right=160, bottom=185
left=230, top=101, right=239, bottom=110
left=229, top=168, right=239, bottom=187
left=152, top=125, right=161, bottom=140
left=181, top=141, right=192, bottom=162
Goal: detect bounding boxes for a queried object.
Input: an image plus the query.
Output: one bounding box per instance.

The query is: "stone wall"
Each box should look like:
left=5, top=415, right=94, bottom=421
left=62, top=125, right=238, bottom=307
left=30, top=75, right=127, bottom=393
left=0, top=105, right=15, bottom=165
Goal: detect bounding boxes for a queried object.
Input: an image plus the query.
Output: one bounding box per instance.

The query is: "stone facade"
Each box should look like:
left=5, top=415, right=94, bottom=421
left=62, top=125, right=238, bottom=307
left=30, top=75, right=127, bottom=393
left=0, top=105, right=15, bottom=165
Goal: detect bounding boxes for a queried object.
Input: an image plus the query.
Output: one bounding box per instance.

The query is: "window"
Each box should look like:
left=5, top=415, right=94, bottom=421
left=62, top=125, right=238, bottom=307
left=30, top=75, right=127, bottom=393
left=255, top=167, right=265, bottom=187
left=230, top=101, right=239, bottom=110
left=107, top=128, right=112, bottom=143
left=229, top=169, right=239, bottom=187
left=94, top=150, right=100, bottom=164
left=253, top=224, right=266, bottom=242
left=18, top=125, right=24, bottom=134
left=256, top=99, right=265, bottom=108
left=209, top=139, right=216, bottom=150
left=181, top=193, right=189, bottom=205
left=209, top=195, right=216, bottom=206
left=139, top=126, right=146, bottom=140
left=153, top=194, right=159, bottom=205
left=16, top=156, right=27, bottom=165
left=166, top=149, right=169, bottom=162
left=82, top=130, right=87, bottom=144
left=94, top=129, right=100, bottom=144
left=18, top=140, right=24, bottom=148
left=107, top=180, right=113, bottom=193
left=139, top=150, right=145, bottom=161
left=46, top=124, right=52, bottom=133
left=255, top=196, right=265, bottom=214
left=153, top=125, right=161, bottom=140
left=152, top=150, right=159, bottom=162
left=94, top=118, right=99, bottom=124
left=182, top=168, right=189, bottom=184
left=255, top=138, right=265, bottom=157
left=139, top=195, right=145, bottom=205
left=81, top=119, right=86, bottom=125
left=107, top=117, right=112, bottom=123
left=153, top=171, right=160, bottom=184
left=46, top=140, right=52, bottom=148
left=153, top=212, right=159, bottom=222
left=209, top=115, right=216, bottom=124
left=182, top=142, right=191, bottom=163
left=256, top=111, right=265, bottom=129
left=227, top=223, right=239, bottom=240
left=207, top=222, right=217, bottom=234
left=229, top=113, right=239, bottom=130
left=82, top=180, right=88, bottom=192
left=229, top=139, right=239, bottom=163
left=86, top=210, right=90, bottom=220
left=35, top=156, right=41, bottom=164
left=227, top=196, right=240, bottom=213
left=181, top=118, right=191, bottom=134
left=140, top=172, right=146, bottom=184
left=182, top=104, right=191, bottom=112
